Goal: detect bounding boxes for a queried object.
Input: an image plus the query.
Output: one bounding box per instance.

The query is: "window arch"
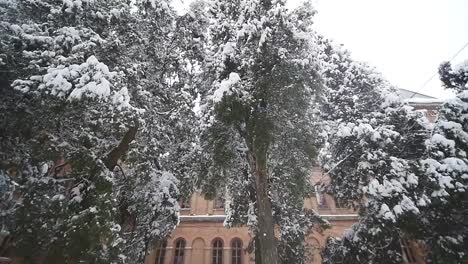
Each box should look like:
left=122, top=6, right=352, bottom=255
left=231, top=238, right=243, bottom=264
left=173, top=238, right=186, bottom=264
left=155, top=241, right=167, bottom=264
left=212, top=238, right=224, bottom=264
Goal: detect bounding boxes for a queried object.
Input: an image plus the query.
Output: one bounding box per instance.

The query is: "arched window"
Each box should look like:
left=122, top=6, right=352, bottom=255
left=212, top=238, right=224, bottom=264
left=155, top=241, right=167, bottom=264
left=231, top=238, right=243, bottom=264
left=173, top=239, right=186, bottom=264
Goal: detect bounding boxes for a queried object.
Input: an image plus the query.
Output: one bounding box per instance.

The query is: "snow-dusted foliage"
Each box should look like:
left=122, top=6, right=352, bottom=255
left=196, top=1, right=327, bottom=263
left=0, top=0, right=198, bottom=262
left=321, top=56, right=468, bottom=263
left=321, top=107, right=430, bottom=263
left=419, top=61, right=468, bottom=262
left=316, top=38, right=407, bottom=207
left=316, top=35, right=435, bottom=263
left=438, top=60, right=468, bottom=93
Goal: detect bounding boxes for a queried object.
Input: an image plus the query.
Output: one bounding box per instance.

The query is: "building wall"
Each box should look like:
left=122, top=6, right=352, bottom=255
left=145, top=168, right=358, bottom=264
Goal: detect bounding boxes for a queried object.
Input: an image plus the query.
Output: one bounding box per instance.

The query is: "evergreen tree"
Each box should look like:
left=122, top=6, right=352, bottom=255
left=104, top=1, right=201, bottom=260
left=316, top=39, right=401, bottom=207
left=321, top=104, right=429, bottom=264
left=196, top=1, right=327, bottom=263
left=317, top=38, right=431, bottom=263
left=419, top=61, right=468, bottom=262
left=0, top=0, right=199, bottom=262
left=0, top=1, right=134, bottom=261
left=321, top=57, right=467, bottom=263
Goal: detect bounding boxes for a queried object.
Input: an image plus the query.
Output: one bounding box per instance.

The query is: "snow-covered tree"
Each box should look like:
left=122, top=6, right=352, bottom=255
left=0, top=1, right=135, bottom=261
left=321, top=55, right=467, bottom=263
left=0, top=0, right=199, bottom=262
left=317, top=38, right=433, bottom=263
left=419, top=60, right=468, bottom=262
left=105, top=1, right=201, bottom=260
left=196, top=1, right=327, bottom=263
left=321, top=104, right=429, bottom=264
left=316, top=39, right=404, bottom=207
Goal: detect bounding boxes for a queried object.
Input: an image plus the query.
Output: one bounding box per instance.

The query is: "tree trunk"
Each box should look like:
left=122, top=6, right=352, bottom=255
left=248, top=151, right=278, bottom=264
left=255, top=236, right=262, bottom=264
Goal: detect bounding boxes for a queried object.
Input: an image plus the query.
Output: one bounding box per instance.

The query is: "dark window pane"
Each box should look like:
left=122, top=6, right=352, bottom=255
left=155, top=241, right=167, bottom=264
left=231, top=238, right=242, bottom=264
left=212, top=239, right=223, bottom=264
left=174, top=239, right=186, bottom=264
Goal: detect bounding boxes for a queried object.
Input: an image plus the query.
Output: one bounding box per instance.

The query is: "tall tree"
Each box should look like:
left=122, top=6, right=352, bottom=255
left=321, top=106, right=429, bottom=264
left=419, top=61, right=468, bottom=262
left=321, top=55, right=468, bottom=263
left=0, top=1, right=135, bottom=261
left=317, top=38, right=431, bottom=263
left=0, top=0, right=199, bottom=262
left=316, top=38, right=401, bottom=207
left=196, top=1, right=327, bottom=263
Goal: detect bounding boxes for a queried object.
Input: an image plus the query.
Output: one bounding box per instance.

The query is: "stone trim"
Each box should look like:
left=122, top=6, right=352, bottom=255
left=179, top=214, right=358, bottom=223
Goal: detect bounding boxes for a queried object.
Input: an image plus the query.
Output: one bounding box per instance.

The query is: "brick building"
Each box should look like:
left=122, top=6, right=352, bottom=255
left=144, top=167, right=357, bottom=264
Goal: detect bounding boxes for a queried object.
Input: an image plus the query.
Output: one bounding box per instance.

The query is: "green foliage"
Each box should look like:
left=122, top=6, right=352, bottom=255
left=196, top=1, right=327, bottom=263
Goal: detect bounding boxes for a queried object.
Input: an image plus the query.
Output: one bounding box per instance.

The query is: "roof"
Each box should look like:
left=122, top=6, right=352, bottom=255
left=398, top=88, right=444, bottom=104
left=398, top=88, right=436, bottom=99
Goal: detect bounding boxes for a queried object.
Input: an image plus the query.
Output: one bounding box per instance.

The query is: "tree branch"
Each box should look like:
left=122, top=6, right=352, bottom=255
left=104, top=124, right=139, bottom=171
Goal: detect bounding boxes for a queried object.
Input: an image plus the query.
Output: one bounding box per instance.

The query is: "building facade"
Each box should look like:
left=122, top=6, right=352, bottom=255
left=144, top=167, right=357, bottom=264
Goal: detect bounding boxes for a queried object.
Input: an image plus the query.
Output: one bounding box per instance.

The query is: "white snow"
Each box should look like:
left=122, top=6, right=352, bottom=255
left=40, top=163, right=49, bottom=175
left=406, top=173, right=418, bottom=186
left=30, top=55, right=135, bottom=109
left=399, top=195, right=420, bottom=214
left=379, top=203, right=395, bottom=222
left=70, top=186, right=83, bottom=203
left=212, top=72, right=241, bottom=103
left=111, top=87, right=131, bottom=110
left=429, top=134, right=455, bottom=150
left=258, top=27, right=272, bottom=51
left=222, top=42, right=236, bottom=60
left=336, top=125, right=352, bottom=137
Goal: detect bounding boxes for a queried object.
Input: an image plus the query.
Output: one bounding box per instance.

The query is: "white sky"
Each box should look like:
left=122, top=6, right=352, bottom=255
left=173, top=0, right=468, bottom=99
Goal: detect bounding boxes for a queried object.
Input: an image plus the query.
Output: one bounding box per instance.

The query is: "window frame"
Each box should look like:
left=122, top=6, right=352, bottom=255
left=173, top=238, right=186, bottom=264
left=211, top=238, right=224, bottom=264
left=231, top=238, right=243, bottom=264
left=155, top=241, right=167, bottom=264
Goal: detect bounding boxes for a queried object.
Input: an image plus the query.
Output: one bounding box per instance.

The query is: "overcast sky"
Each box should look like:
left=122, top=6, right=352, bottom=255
left=173, top=0, right=468, bottom=99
